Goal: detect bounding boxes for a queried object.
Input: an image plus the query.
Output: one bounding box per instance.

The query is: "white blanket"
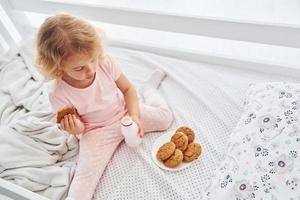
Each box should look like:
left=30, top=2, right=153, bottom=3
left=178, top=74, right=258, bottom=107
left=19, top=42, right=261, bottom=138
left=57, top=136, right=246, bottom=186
left=0, top=39, right=299, bottom=200
left=0, top=41, right=78, bottom=200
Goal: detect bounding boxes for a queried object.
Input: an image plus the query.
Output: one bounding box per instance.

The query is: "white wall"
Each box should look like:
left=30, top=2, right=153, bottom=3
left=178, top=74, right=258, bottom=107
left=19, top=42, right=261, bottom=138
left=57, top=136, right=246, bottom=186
left=1, top=0, right=300, bottom=68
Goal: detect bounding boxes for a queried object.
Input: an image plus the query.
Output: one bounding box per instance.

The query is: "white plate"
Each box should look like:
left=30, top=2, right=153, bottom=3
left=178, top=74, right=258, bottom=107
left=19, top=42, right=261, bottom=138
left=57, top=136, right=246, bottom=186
left=151, top=132, right=197, bottom=171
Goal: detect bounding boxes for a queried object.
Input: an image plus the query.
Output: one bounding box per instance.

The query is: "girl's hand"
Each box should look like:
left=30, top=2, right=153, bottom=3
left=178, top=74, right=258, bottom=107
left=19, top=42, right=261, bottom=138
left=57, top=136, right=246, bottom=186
left=60, top=114, right=85, bottom=135
left=131, top=115, right=144, bottom=138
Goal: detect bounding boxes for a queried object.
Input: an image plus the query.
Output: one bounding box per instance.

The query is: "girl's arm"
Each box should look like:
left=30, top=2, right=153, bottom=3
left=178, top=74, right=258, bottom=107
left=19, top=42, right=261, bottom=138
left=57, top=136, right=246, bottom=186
left=116, top=73, right=144, bottom=137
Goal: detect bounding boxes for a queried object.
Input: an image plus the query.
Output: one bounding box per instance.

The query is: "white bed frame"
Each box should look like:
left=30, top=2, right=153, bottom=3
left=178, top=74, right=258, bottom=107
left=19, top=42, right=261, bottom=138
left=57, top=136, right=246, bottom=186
left=0, top=0, right=299, bottom=199
left=0, top=178, right=49, bottom=200
left=1, top=0, right=300, bottom=74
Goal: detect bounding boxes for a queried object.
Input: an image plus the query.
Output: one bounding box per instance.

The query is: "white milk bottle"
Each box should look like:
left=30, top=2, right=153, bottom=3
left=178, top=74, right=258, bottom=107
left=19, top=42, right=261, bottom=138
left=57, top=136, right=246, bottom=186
left=121, top=116, right=142, bottom=147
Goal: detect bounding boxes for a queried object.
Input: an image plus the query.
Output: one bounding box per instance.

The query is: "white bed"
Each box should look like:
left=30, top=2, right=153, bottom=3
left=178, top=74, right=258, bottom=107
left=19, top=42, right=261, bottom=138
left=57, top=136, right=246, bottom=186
left=0, top=38, right=299, bottom=200
left=92, top=47, right=300, bottom=200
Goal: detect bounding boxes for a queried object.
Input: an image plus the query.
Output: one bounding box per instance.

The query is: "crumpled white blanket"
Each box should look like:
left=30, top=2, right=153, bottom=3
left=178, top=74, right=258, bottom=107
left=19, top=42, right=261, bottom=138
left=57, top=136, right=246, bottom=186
left=0, top=40, right=78, bottom=200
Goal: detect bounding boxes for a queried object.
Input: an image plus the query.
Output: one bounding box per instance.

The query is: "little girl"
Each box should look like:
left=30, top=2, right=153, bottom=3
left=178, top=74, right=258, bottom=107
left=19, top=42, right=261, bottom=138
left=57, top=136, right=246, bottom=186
left=36, top=13, right=173, bottom=200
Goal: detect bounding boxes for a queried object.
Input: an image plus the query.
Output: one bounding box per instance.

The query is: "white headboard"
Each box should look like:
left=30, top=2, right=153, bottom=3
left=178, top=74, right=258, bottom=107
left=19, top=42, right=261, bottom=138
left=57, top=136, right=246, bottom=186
left=1, top=0, right=300, bottom=76
left=1, top=0, right=300, bottom=78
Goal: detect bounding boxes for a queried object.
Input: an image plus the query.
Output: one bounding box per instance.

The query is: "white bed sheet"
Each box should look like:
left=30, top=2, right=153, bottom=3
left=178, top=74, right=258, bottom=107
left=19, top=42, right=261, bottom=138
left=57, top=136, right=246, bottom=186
left=1, top=39, right=300, bottom=200
left=91, top=47, right=300, bottom=199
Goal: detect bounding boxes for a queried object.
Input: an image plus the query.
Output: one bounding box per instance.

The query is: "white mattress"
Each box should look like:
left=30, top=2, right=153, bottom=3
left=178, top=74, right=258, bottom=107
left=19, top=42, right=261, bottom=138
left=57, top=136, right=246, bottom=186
left=1, top=40, right=299, bottom=200
left=91, top=47, right=300, bottom=199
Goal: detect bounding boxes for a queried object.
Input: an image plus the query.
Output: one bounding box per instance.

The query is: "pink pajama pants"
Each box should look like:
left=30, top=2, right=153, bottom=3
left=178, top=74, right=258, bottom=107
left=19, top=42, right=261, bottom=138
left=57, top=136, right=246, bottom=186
left=67, top=89, right=173, bottom=200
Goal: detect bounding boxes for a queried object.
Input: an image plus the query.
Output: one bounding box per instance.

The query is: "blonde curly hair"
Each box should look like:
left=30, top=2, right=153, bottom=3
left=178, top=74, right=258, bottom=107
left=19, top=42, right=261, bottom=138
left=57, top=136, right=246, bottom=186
left=36, top=13, right=104, bottom=80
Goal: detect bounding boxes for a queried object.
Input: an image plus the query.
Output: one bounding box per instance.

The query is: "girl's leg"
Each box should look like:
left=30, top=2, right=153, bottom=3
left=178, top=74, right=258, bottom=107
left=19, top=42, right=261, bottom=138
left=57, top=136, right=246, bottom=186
left=140, top=89, right=173, bottom=133
left=67, top=123, right=123, bottom=200
left=139, top=70, right=173, bottom=133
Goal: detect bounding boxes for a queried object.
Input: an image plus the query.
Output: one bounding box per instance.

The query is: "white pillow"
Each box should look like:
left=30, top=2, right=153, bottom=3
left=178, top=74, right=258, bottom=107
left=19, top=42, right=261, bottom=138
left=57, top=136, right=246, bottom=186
left=202, top=82, right=300, bottom=200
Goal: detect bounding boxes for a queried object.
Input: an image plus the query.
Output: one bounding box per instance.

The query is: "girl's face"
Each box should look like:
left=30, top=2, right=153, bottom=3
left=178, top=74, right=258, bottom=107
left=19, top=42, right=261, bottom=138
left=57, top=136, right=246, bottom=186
left=61, top=52, right=99, bottom=82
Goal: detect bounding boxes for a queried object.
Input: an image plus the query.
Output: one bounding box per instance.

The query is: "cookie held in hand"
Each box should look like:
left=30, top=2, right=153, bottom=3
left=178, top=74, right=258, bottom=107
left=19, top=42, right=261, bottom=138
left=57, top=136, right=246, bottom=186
left=56, top=106, right=79, bottom=123
left=163, top=149, right=183, bottom=168
left=171, top=132, right=188, bottom=151
left=156, top=142, right=176, bottom=161
left=183, top=142, right=202, bottom=163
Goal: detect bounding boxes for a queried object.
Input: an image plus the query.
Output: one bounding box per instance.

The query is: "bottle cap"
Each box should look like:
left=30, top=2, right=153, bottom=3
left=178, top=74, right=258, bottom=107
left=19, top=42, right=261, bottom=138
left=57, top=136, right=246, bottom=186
left=121, top=116, right=133, bottom=127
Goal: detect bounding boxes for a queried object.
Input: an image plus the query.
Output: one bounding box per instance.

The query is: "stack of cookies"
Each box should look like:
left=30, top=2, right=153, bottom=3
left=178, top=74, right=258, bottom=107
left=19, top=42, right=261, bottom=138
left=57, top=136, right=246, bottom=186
left=156, top=126, right=202, bottom=168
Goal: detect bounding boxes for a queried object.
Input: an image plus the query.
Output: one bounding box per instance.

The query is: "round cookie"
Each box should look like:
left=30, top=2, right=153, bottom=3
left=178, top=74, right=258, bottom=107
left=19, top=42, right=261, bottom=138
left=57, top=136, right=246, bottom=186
left=171, top=132, right=188, bottom=151
left=183, top=142, right=202, bottom=163
left=163, top=149, right=183, bottom=168
left=156, top=142, right=176, bottom=161
left=176, top=126, right=195, bottom=144
left=56, top=106, right=79, bottom=123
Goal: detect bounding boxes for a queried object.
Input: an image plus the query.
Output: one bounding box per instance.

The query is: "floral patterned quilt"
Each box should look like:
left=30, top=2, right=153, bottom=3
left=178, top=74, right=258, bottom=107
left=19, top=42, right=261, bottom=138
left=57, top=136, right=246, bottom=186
left=202, top=82, right=300, bottom=200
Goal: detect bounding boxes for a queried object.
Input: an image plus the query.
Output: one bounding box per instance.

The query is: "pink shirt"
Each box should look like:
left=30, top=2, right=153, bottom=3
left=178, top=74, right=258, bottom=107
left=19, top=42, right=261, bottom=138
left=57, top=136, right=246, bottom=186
left=49, top=55, right=127, bottom=132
